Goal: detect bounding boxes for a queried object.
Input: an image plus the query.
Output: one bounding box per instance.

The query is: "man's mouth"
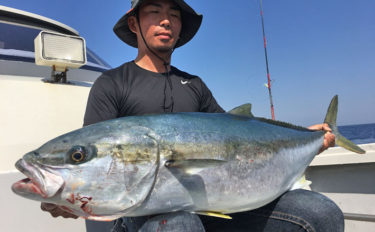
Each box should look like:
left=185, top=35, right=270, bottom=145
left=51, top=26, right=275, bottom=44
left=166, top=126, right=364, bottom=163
left=156, top=32, right=172, bottom=40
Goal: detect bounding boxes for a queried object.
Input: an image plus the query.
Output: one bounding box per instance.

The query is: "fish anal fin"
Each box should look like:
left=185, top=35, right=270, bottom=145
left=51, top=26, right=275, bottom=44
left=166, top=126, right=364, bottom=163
left=195, top=211, right=232, bottom=219
left=291, top=175, right=312, bottom=190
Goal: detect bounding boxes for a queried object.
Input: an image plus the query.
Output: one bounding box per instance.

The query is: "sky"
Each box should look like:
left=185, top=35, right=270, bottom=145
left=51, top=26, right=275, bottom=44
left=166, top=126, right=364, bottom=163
left=2, top=0, right=374, bottom=126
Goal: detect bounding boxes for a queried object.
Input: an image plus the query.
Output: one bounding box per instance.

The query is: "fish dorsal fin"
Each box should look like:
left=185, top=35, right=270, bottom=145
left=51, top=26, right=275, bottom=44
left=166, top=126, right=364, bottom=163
left=228, top=104, right=254, bottom=117
left=195, top=211, right=232, bottom=219
left=165, top=159, right=226, bottom=175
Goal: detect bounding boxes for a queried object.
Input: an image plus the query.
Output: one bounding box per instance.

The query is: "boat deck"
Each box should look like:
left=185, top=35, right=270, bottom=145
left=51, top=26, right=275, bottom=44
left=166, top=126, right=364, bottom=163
left=307, top=143, right=375, bottom=231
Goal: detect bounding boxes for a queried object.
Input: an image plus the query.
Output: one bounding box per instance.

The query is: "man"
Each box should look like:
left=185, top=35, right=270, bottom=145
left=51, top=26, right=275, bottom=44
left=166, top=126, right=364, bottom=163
left=42, top=0, right=343, bottom=231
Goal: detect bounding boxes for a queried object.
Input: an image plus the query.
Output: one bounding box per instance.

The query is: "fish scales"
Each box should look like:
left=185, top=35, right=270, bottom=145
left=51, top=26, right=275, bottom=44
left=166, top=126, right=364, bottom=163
left=13, top=113, right=324, bottom=219
left=123, top=113, right=324, bottom=216
left=12, top=96, right=365, bottom=220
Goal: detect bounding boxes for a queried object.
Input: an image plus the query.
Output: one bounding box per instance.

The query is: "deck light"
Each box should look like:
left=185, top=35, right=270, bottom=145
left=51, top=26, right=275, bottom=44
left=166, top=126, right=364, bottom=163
left=34, top=31, right=87, bottom=83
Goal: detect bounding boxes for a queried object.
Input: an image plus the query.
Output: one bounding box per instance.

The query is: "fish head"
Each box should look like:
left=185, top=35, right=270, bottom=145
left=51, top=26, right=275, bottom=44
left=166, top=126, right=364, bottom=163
left=12, top=124, right=160, bottom=220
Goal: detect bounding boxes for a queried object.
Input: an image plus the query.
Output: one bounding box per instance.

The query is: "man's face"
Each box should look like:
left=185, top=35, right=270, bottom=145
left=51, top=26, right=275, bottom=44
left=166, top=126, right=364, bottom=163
left=134, top=0, right=182, bottom=53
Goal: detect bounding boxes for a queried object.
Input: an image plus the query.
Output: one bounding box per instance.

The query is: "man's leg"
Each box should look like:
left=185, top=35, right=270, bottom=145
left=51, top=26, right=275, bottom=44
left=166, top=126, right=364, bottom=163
left=85, top=220, right=115, bottom=232
left=87, top=190, right=343, bottom=232
left=96, top=212, right=205, bottom=232
left=85, top=217, right=150, bottom=232
left=139, top=212, right=205, bottom=232
left=200, top=189, right=344, bottom=232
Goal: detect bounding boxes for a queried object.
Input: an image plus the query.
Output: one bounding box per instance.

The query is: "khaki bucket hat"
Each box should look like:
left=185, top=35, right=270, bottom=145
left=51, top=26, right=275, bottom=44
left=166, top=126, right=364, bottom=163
left=113, top=0, right=203, bottom=48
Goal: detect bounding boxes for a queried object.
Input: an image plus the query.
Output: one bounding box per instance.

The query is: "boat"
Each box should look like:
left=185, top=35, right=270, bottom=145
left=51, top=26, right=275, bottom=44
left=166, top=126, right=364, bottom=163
left=0, top=5, right=109, bottom=231
left=307, top=143, right=375, bottom=231
left=1, top=4, right=373, bottom=232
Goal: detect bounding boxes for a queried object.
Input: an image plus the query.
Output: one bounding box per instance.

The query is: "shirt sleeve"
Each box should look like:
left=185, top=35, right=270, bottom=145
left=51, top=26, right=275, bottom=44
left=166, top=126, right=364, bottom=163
left=83, top=75, right=121, bottom=126
left=199, top=79, right=225, bottom=113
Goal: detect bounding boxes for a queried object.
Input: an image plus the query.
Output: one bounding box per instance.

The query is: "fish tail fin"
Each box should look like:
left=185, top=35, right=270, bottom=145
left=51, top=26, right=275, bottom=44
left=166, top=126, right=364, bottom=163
left=324, top=95, right=365, bottom=154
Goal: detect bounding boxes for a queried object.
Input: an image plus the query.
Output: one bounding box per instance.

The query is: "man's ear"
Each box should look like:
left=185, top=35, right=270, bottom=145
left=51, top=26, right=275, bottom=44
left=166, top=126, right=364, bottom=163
left=128, top=16, right=138, bottom=34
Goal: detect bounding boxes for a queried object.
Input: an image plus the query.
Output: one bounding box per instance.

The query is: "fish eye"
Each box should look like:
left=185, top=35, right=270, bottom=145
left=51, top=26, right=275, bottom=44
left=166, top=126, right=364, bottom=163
left=68, top=146, right=87, bottom=163
left=72, top=151, right=84, bottom=162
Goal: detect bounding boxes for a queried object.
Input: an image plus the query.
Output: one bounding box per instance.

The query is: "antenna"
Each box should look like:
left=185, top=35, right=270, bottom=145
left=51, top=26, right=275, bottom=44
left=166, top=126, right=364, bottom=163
left=259, top=0, right=275, bottom=120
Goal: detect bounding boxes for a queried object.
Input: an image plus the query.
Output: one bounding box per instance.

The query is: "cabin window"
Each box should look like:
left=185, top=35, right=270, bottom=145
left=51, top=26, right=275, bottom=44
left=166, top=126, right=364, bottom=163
left=0, top=22, right=110, bottom=70
left=0, top=22, right=39, bottom=52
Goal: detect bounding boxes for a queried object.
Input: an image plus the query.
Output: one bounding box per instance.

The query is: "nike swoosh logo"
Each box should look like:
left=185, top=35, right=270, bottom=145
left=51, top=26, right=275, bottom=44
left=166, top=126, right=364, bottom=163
left=181, top=80, right=191, bottom=85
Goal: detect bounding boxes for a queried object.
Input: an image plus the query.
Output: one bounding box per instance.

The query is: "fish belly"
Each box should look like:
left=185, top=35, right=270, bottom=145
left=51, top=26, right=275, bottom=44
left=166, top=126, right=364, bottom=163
left=128, top=130, right=323, bottom=216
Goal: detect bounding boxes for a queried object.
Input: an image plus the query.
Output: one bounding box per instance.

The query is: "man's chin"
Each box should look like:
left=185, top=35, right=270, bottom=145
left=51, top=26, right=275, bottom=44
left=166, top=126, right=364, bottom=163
left=154, top=45, right=174, bottom=54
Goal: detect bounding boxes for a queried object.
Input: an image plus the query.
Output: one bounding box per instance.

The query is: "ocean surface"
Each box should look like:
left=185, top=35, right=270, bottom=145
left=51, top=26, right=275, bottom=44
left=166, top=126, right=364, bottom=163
left=338, top=123, right=375, bottom=144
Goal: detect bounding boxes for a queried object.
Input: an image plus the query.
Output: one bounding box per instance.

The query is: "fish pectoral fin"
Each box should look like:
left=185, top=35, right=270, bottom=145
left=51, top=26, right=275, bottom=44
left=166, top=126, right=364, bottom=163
left=165, top=159, right=226, bottom=174
left=194, top=211, right=232, bottom=219
left=228, top=103, right=254, bottom=117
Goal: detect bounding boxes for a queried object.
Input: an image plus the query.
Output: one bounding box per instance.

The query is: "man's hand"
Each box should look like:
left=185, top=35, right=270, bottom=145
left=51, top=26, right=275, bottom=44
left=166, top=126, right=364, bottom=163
left=308, top=123, right=335, bottom=154
left=41, top=202, right=78, bottom=219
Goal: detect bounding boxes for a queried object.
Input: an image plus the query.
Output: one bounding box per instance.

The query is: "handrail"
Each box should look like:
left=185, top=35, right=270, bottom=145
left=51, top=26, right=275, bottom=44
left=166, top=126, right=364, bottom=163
left=344, top=212, right=375, bottom=222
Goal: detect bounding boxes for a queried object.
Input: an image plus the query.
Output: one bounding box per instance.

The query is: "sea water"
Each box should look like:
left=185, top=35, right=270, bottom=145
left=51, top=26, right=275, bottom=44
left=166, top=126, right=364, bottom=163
left=339, top=123, right=375, bottom=144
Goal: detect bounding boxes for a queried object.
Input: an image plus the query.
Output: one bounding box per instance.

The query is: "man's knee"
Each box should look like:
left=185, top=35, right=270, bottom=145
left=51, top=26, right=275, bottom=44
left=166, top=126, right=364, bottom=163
left=140, top=212, right=205, bottom=232
left=277, top=189, right=344, bottom=232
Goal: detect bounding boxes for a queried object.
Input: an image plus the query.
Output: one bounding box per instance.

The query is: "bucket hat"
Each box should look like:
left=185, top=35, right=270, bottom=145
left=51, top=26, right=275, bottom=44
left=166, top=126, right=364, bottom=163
left=113, top=0, right=202, bottom=48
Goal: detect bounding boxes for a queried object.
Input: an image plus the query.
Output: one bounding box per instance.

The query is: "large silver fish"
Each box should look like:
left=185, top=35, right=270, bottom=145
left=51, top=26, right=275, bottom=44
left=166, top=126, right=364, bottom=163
left=12, top=95, right=364, bottom=221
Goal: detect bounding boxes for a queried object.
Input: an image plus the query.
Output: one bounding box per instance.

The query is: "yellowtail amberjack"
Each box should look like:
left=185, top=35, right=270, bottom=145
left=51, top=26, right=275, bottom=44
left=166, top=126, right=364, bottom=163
left=12, top=95, right=365, bottom=220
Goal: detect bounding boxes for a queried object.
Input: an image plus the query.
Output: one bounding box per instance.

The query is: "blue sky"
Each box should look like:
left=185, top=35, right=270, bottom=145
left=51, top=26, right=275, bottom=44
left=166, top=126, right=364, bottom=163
left=2, top=0, right=374, bottom=126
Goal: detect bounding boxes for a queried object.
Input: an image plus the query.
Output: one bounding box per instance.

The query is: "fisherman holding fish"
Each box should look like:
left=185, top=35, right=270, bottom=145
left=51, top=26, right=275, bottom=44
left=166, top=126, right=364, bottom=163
left=40, top=0, right=342, bottom=231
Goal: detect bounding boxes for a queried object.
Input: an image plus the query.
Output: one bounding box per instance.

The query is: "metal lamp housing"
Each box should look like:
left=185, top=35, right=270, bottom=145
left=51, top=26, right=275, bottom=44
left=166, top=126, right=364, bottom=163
left=34, top=31, right=87, bottom=72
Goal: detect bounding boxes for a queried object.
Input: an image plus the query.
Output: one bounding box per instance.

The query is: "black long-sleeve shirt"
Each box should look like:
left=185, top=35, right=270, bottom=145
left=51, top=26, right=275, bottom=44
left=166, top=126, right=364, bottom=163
left=83, top=61, right=224, bottom=126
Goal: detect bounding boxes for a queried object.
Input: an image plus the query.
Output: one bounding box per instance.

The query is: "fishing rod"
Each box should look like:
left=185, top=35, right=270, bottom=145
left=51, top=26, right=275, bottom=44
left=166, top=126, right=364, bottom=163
left=259, top=0, right=275, bottom=120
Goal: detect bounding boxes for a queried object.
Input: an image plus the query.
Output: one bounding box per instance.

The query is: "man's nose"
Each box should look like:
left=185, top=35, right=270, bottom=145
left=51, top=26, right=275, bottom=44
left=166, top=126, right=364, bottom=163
left=160, top=13, right=171, bottom=29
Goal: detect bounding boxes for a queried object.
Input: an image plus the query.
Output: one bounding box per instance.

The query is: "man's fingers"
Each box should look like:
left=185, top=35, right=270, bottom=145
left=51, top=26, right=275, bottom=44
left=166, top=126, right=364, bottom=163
left=322, top=123, right=332, bottom=132
left=50, top=210, right=78, bottom=218
left=325, top=132, right=336, bottom=147
left=308, top=123, right=332, bottom=132
left=41, top=203, right=57, bottom=211
left=41, top=202, right=78, bottom=219
left=62, top=212, right=79, bottom=219
left=318, top=132, right=336, bottom=154
left=308, top=124, right=322, bottom=131
left=308, top=123, right=335, bottom=154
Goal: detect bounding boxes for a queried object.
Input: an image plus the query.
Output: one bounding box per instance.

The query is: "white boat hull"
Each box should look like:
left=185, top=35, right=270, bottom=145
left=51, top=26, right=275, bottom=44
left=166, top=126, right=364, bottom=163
left=307, top=143, right=375, bottom=231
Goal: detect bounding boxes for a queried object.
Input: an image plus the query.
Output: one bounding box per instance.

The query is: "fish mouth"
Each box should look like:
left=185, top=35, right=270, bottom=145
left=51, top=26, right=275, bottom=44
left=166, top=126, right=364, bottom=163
left=12, top=159, right=64, bottom=199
